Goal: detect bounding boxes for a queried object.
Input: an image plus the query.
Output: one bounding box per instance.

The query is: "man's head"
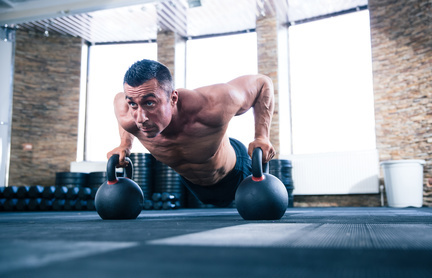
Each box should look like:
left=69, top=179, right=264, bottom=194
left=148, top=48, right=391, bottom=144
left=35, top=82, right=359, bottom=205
left=124, top=59, right=173, bottom=98
left=123, top=60, right=178, bottom=138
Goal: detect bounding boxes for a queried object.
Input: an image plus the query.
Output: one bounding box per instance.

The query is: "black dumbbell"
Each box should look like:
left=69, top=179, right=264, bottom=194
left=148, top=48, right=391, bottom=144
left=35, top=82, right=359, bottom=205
left=16, top=186, right=29, bottom=199
left=16, top=199, right=29, bottom=211
left=42, top=186, right=55, bottom=199
left=64, top=200, right=76, bottom=211
left=161, top=192, right=180, bottom=202
left=28, top=185, right=44, bottom=198
left=153, top=201, right=163, bottom=210
left=152, top=193, right=162, bottom=202
left=78, top=187, right=97, bottom=200
left=144, top=199, right=153, bottom=210
left=75, top=200, right=87, bottom=210
left=3, top=199, right=17, bottom=211
left=86, top=200, right=95, bottom=211
left=52, top=199, right=65, bottom=211
left=39, top=199, right=53, bottom=211
left=66, top=187, right=79, bottom=200
left=162, top=200, right=181, bottom=210
left=28, top=198, right=41, bottom=211
left=3, top=186, right=18, bottom=199
left=54, top=186, right=68, bottom=199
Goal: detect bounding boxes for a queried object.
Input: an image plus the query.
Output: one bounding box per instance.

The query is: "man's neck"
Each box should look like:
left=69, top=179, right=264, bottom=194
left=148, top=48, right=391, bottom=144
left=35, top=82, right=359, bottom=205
left=160, top=103, right=181, bottom=138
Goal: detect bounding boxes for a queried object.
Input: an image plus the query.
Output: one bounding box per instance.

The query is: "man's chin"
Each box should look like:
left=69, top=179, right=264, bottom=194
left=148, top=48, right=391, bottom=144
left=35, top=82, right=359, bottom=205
left=142, top=130, right=159, bottom=138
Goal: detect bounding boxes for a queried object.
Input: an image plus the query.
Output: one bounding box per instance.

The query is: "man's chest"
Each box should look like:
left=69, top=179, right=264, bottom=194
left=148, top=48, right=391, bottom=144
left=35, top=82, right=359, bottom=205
left=138, top=132, right=223, bottom=165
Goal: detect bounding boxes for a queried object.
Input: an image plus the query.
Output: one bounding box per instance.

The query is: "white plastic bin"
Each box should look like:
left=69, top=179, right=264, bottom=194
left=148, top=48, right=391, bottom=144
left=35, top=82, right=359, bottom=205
left=380, top=160, right=425, bottom=208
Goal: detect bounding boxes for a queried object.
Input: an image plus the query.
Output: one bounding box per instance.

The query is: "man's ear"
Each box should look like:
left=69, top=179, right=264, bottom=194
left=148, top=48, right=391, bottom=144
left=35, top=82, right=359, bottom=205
left=171, top=90, right=179, bottom=105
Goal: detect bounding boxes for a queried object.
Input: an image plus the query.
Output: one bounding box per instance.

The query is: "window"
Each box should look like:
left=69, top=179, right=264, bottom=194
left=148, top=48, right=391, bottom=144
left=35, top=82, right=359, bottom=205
left=186, top=32, right=258, bottom=147
left=84, top=43, right=157, bottom=161
left=288, top=10, right=375, bottom=154
left=82, top=11, right=375, bottom=161
left=0, top=39, right=14, bottom=185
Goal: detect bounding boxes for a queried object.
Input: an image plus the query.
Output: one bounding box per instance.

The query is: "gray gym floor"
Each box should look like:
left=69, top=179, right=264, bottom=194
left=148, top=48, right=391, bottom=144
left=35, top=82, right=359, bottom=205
left=1, top=207, right=432, bottom=277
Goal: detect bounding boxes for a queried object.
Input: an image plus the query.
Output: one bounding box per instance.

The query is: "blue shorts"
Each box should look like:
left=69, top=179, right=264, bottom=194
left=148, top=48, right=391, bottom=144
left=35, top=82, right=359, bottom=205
left=180, top=138, right=252, bottom=207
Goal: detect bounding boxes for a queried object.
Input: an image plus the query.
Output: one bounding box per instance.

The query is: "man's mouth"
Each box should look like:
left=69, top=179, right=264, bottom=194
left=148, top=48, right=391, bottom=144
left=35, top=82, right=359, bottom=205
left=140, top=125, right=154, bottom=132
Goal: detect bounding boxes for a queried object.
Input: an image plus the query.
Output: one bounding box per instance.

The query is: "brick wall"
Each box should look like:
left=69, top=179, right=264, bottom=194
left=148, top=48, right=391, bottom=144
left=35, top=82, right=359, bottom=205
left=7, top=1, right=431, bottom=207
left=157, top=30, right=176, bottom=77
left=157, top=30, right=186, bottom=88
left=9, top=30, right=82, bottom=186
left=294, top=194, right=382, bottom=207
left=369, top=0, right=432, bottom=206
left=256, top=15, right=280, bottom=157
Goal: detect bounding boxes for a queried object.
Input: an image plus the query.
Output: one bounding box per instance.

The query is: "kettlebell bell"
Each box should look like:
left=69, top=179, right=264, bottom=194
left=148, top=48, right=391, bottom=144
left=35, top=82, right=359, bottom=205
left=235, top=148, right=288, bottom=220
left=95, top=154, right=144, bottom=220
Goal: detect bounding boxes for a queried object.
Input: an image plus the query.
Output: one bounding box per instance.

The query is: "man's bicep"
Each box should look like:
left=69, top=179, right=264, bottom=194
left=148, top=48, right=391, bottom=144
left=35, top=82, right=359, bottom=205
left=113, top=93, right=137, bottom=132
left=227, top=75, right=274, bottom=115
left=113, top=93, right=130, bottom=118
left=225, top=76, right=262, bottom=115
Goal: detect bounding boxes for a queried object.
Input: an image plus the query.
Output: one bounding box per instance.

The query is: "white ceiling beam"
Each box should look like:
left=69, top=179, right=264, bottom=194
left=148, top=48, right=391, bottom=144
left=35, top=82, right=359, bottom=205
left=0, top=0, right=163, bottom=25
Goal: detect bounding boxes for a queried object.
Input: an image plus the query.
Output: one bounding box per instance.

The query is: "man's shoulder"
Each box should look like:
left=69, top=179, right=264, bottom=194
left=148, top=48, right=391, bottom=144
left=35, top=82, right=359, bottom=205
left=181, top=83, right=236, bottom=104
left=178, top=87, right=239, bottom=128
left=178, top=83, right=231, bottom=95
left=178, top=84, right=235, bottom=114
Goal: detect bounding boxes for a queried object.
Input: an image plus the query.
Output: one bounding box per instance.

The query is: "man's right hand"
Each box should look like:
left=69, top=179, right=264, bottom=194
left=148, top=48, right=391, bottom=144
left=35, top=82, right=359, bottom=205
left=107, top=145, right=131, bottom=167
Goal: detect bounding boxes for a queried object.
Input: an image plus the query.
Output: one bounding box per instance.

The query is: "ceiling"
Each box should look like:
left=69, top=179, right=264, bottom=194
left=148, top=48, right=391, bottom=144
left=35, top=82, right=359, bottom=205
left=0, top=0, right=368, bottom=44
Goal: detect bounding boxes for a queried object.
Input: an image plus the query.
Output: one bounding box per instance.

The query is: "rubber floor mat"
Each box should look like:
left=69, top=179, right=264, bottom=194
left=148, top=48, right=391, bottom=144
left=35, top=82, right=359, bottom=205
left=148, top=223, right=432, bottom=249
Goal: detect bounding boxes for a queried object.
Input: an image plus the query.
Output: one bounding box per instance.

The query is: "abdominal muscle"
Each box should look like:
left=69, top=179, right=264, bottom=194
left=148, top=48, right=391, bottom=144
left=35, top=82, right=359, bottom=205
left=137, top=134, right=237, bottom=186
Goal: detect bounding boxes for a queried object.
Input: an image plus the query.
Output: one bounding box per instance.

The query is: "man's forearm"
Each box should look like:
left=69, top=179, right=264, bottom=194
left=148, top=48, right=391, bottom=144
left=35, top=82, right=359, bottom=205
left=106, top=124, right=134, bottom=164
left=253, top=76, right=274, bottom=140
left=118, top=124, right=134, bottom=149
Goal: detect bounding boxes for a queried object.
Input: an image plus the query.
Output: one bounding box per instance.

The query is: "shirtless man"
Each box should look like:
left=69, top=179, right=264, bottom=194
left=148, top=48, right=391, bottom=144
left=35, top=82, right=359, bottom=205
left=107, top=59, right=275, bottom=207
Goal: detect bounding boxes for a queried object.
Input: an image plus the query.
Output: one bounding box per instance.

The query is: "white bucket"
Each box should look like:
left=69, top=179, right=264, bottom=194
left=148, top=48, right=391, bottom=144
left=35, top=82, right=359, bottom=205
left=380, top=160, right=425, bottom=208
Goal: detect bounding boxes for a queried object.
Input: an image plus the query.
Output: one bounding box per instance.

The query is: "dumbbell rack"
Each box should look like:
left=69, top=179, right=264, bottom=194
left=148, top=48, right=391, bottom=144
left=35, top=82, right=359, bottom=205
left=0, top=186, right=187, bottom=212
left=144, top=192, right=182, bottom=210
left=0, top=156, right=295, bottom=212
left=0, top=185, right=97, bottom=212
left=131, top=152, right=188, bottom=210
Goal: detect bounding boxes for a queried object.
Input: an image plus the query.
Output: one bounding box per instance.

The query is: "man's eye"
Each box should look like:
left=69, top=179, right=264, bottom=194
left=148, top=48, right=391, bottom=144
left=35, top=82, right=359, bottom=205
left=128, top=102, right=137, bottom=108
left=145, top=101, right=155, bottom=107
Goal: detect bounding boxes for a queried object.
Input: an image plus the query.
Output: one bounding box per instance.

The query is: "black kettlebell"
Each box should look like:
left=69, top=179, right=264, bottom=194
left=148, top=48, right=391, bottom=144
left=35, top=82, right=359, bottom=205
left=95, top=154, right=144, bottom=220
left=235, top=148, right=288, bottom=220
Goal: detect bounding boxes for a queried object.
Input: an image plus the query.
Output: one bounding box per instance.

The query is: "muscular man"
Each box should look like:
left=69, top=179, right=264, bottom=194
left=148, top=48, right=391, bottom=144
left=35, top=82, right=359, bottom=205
left=108, top=59, right=275, bottom=207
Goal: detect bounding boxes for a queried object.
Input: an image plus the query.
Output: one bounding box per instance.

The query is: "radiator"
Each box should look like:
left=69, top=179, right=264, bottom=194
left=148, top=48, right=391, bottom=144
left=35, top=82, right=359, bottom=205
left=281, top=149, right=379, bottom=195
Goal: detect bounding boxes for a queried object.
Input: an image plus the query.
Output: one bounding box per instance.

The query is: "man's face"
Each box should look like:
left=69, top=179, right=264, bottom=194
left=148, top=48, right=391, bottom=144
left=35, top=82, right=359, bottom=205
left=124, top=79, right=175, bottom=138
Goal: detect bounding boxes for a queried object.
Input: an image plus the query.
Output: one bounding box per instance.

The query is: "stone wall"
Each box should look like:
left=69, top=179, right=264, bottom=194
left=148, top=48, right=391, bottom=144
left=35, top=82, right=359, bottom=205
left=369, top=0, right=432, bottom=206
left=9, top=30, right=82, bottom=186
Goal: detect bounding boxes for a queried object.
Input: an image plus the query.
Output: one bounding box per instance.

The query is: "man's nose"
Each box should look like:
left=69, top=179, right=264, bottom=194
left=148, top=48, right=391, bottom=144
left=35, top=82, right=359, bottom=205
left=135, top=107, right=148, bottom=123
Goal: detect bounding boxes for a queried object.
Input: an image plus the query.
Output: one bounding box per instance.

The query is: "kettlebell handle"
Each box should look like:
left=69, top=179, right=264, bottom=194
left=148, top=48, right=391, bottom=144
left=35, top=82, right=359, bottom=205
left=252, top=148, right=269, bottom=180
left=107, top=154, right=134, bottom=183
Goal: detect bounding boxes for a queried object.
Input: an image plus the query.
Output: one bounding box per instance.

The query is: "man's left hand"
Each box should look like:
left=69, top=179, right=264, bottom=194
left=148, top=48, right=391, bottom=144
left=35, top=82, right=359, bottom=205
left=248, top=138, right=275, bottom=163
